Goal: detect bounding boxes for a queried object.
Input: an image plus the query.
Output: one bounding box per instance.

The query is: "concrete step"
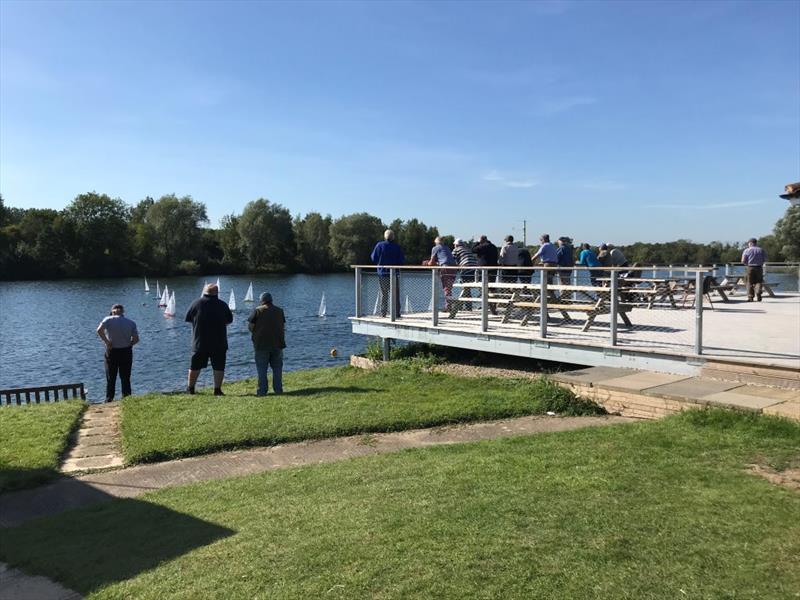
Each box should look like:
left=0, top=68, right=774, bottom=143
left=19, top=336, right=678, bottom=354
left=701, top=360, right=800, bottom=390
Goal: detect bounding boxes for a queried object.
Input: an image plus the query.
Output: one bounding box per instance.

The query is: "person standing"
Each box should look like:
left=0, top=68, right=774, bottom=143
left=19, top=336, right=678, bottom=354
left=426, top=236, right=457, bottom=310
left=247, top=292, right=286, bottom=395
left=532, top=234, right=558, bottom=284
left=472, top=235, right=499, bottom=314
left=499, top=235, right=520, bottom=283
left=452, top=238, right=478, bottom=310
left=741, top=237, right=766, bottom=301
left=185, top=283, right=233, bottom=396
left=96, top=304, right=139, bottom=403
left=577, top=243, right=602, bottom=287
left=370, top=229, right=405, bottom=317
left=556, top=237, right=574, bottom=286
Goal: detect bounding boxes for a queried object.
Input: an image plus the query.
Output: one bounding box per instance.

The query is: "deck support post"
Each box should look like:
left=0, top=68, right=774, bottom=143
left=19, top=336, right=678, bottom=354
left=610, top=271, right=618, bottom=346
left=354, top=267, right=362, bottom=318
left=481, top=269, right=489, bottom=332
left=695, top=270, right=704, bottom=355
left=389, top=268, right=397, bottom=322
left=539, top=268, right=548, bottom=338
left=382, top=338, right=391, bottom=361
left=431, top=269, right=438, bottom=327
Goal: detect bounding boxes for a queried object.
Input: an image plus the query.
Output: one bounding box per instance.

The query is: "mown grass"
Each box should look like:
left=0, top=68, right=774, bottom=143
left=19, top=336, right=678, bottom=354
left=1, top=409, right=798, bottom=599
left=0, top=400, right=85, bottom=492
left=120, top=363, right=602, bottom=464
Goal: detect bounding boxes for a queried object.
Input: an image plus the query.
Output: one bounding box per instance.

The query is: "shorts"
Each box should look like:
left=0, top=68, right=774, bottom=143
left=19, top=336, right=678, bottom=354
left=190, top=350, right=227, bottom=371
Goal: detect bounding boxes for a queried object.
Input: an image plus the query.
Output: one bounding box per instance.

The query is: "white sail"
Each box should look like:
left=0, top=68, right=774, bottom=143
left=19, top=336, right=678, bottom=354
left=244, top=282, right=254, bottom=302
left=216, top=277, right=221, bottom=290
left=164, top=291, right=176, bottom=316
left=229, top=289, right=237, bottom=311
left=159, top=285, right=169, bottom=307
left=156, top=280, right=161, bottom=299
left=144, top=277, right=150, bottom=292
left=373, top=293, right=381, bottom=315
left=404, top=295, right=412, bottom=315
left=318, top=293, right=327, bottom=317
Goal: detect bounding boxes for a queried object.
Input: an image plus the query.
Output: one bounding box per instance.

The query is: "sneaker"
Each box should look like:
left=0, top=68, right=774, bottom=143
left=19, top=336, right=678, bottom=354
left=186, top=386, right=195, bottom=395
left=757, top=296, right=762, bottom=302
left=214, top=388, right=224, bottom=396
left=105, top=398, right=114, bottom=403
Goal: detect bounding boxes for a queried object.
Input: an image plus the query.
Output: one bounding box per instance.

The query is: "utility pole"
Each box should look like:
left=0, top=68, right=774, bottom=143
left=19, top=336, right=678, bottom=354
left=523, top=220, right=527, bottom=246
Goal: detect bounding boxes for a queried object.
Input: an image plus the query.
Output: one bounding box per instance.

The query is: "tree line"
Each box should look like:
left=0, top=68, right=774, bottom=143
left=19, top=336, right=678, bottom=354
left=1, top=192, right=797, bottom=281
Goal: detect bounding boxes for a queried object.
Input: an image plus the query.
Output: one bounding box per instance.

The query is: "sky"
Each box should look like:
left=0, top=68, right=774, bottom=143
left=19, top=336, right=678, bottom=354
left=1, top=0, right=798, bottom=245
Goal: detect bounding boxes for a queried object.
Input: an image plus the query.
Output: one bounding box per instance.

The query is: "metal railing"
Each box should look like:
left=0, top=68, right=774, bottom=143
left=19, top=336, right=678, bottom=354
left=353, top=265, right=712, bottom=356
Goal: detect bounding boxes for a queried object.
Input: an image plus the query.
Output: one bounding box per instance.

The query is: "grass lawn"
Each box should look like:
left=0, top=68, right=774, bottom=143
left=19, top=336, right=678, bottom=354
left=120, top=364, right=601, bottom=464
left=2, top=410, right=798, bottom=599
left=0, top=400, right=85, bottom=492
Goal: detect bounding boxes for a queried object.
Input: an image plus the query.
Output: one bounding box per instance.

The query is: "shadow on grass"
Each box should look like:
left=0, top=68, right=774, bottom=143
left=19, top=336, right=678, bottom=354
left=0, top=466, right=62, bottom=495
left=281, top=386, right=381, bottom=397
left=0, top=471, right=234, bottom=595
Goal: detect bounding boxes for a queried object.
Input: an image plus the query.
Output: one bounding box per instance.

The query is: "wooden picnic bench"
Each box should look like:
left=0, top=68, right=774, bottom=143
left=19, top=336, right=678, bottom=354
left=450, top=282, right=635, bottom=331
left=0, top=383, right=86, bottom=406
left=720, top=276, right=779, bottom=298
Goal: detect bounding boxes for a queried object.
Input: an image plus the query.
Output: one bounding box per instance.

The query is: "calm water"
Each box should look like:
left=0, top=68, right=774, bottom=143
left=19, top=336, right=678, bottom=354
left=0, top=274, right=365, bottom=402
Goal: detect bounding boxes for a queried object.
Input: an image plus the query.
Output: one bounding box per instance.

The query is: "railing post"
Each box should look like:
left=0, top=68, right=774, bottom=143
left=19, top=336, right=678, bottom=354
left=652, top=264, right=657, bottom=278
left=695, top=270, right=703, bottom=355
left=610, top=270, right=618, bottom=346
left=481, top=268, right=489, bottom=332
left=382, top=338, right=391, bottom=361
left=431, top=268, right=439, bottom=327
left=389, top=267, right=397, bottom=322
left=539, top=268, right=548, bottom=338
left=354, top=267, right=362, bottom=318
left=669, top=264, right=673, bottom=277
left=725, top=263, right=731, bottom=277
left=711, top=264, right=717, bottom=279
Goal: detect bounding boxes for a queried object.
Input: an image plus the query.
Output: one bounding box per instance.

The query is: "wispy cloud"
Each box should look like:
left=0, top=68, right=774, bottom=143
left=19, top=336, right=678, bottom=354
left=530, top=96, right=597, bottom=116
left=644, top=200, right=767, bottom=210
left=483, top=170, right=538, bottom=189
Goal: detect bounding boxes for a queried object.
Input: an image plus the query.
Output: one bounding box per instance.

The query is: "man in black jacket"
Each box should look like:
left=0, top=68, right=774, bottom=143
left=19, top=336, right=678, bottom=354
left=185, top=283, right=233, bottom=396
left=472, top=235, right=499, bottom=314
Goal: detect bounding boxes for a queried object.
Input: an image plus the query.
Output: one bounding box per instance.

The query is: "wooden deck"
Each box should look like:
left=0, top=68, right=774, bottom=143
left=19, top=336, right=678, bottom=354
left=351, top=292, right=800, bottom=377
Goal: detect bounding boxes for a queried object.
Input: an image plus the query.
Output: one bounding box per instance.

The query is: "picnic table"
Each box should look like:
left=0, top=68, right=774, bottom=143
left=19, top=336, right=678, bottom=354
left=719, top=275, right=779, bottom=298
left=596, top=277, right=680, bottom=308
left=450, top=282, right=635, bottom=331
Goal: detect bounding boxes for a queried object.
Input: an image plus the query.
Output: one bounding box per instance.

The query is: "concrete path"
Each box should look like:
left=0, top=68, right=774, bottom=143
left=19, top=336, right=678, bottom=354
left=61, top=404, right=123, bottom=473
left=0, top=562, right=81, bottom=600
left=0, top=414, right=631, bottom=528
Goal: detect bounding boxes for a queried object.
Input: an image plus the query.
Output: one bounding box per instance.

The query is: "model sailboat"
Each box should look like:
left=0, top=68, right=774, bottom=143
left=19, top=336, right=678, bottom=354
left=144, top=277, right=150, bottom=293
left=156, top=280, right=161, bottom=299
left=164, top=291, right=176, bottom=317
left=229, top=289, right=237, bottom=311
left=159, top=285, right=169, bottom=307
left=318, top=293, right=327, bottom=317
left=216, top=277, right=221, bottom=290
left=244, top=282, right=254, bottom=302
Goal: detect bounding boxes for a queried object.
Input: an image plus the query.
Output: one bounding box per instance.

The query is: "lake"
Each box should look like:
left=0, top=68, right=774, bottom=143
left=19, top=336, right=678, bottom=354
left=0, top=274, right=367, bottom=402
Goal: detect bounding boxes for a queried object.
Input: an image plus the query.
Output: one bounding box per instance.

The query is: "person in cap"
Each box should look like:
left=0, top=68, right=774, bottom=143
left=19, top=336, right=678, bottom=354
left=741, top=237, right=767, bottom=301
left=247, top=292, right=286, bottom=395
left=556, top=237, right=574, bottom=286
left=184, top=283, right=233, bottom=395
left=425, top=236, right=458, bottom=311
left=96, top=304, right=139, bottom=402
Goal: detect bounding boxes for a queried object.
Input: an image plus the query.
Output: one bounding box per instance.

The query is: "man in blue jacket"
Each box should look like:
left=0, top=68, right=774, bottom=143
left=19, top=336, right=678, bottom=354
left=370, top=229, right=405, bottom=317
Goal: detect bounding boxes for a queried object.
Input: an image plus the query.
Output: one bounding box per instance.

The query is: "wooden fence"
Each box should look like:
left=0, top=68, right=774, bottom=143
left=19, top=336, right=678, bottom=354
left=0, top=383, right=86, bottom=406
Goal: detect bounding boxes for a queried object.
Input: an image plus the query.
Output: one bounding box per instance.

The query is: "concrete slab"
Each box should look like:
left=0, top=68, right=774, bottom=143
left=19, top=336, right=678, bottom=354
left=0, top=562, right=82, bottom=600
left=644, top=377, right=743, bottom=402
left=598, top=371, right=690, bottom=392
left=551, top=366, right=637, bottom=385
left=702, top=390, right=785, bottom=412
left=65, top=444, right=120, bottom=459
left=764, top=401, right=800, bottom=420
left=735, top=386, right=800, bottom=402
left=61, top=455, right=124, bottom=472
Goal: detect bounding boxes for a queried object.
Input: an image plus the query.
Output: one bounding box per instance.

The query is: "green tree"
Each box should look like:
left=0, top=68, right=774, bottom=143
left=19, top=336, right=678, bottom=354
left=329, top=212, right=385, bottom=268
left=218, top=214, right=245, bottom=269
left=62, top=192, right=131, bottom=275
left=294, top=212, right=334, bottom=272
left=774, top=205, right=800, bottom=261
left=144, top=194, right=208, bottom=272
left=237, top=198, right=295, bottom=270
left=389, top=218, right=438, bottom=265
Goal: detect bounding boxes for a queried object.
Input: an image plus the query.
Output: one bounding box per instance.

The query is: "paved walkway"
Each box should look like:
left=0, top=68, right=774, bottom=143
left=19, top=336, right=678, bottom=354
left=0, top=414, right=630, bottom=528
left=61, top=404, right=123, bottom=473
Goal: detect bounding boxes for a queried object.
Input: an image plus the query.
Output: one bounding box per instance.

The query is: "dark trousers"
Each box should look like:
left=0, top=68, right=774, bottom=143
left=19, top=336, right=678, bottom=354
left=105, top=347, right=132, bottom=400
left=746, top=266, right=763, bottom=300
left=379, top=273, right=400, bottom=317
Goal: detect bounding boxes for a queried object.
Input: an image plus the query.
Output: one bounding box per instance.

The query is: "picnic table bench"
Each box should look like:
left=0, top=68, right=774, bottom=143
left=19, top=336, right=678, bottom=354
left=451, top=282, right=635, bottom=331
left=720, top=276, right=780, bottom=298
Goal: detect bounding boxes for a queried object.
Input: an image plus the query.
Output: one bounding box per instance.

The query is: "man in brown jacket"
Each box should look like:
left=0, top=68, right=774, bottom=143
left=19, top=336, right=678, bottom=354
left=247, top=292, right=286, bottom=395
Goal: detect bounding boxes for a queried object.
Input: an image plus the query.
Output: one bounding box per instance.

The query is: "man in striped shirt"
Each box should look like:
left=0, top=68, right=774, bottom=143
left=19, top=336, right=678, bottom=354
left=453, top=239, right=478, bottom=312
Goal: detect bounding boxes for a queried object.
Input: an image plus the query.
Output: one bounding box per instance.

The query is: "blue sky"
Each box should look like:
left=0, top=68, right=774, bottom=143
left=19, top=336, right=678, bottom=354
left=1, top=0, right=798, bottom=245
